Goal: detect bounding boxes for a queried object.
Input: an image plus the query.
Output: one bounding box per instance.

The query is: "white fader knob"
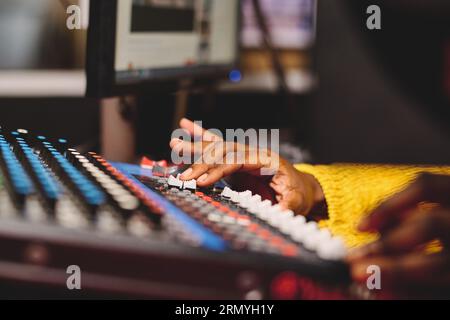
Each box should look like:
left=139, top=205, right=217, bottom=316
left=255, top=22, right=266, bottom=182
left=282, top=210, right=295, bottom=219
left=269, top=215, right=284, bottom=227
left=251, top=194, right=262, bottom=203
left=267, top=206, right=285, bottom=227
left=247, top=196, right=264, bottom=215
left=280, top=214, right=305, bottom=234
left=221, top=187, right=233, bottom=198
left=239, top=190, right=252, bottom=199
left=317, top=237, right=347, bottom=261
left=258, top=200, right=272, bottom=211
left=303, top=228, right=332, bottom=251
left=239, top=199, right=251, bottom=209
left=244, top=195, right=262, bottom=209
left=290, top=220, right=317, bottom=242
left=168, top=175, right=183, bottom=189
left=300, top=221, right=319, bottom=239
left=183, top=179, right=197, bottom=191
left=230, top=192, right=240, bottom=203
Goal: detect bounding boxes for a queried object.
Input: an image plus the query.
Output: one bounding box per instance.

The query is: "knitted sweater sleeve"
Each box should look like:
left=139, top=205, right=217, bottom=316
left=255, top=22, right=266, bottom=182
left=294, top=164, right=450, bottom=248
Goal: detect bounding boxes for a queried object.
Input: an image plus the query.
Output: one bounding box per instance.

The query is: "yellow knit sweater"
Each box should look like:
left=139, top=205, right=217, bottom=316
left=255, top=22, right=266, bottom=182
left=295, top=164, right=450, bottom=248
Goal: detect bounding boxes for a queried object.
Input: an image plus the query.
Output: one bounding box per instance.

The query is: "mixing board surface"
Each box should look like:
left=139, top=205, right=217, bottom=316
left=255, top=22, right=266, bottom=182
left=0, top=128, right=352, bottom=299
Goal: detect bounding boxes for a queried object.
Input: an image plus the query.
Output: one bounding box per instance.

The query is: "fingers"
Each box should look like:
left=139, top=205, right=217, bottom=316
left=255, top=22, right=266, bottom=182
left=180, top=163, right=210, bottom=181
left=277, top=189, right=305, bottom=215
left=170, top=120, right=278, bottom=187
left=270, top=177, right=305, bottom=215
left=379, top=209, right=450, bottom=252
left=171, top=139, right=239, bottom=161
left=350, top=252, right=450, bottom=288
left=180, top=163, right=243, bottom=187
left=173, top=140, right=244, bottom=186
left=347, top=241, right=384, bottom=262
left=170, top=139, right=216, bottom=158
left=359, top=173, right=450, bottom=232
left=171, top=139, right=270, bottom=185
left=196, top=164, right=243, bottom=187
left=179, top=118, right=222, bottom=142
left=349, top=208, right=450, bottom=261
left=171, top=118, right=221, bottom=157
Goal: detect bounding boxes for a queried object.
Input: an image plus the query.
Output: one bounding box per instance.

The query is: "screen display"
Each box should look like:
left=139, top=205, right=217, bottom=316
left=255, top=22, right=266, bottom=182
left=114, top=0, right=239, bottom=83
left=241, top=0, right=316, bottom=49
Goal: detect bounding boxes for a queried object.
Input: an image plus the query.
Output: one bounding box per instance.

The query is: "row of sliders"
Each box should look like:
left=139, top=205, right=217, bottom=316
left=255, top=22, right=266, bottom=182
left=83, top=152, right=163, bottom=227
left=167, top=174, right=197, bottom=191
left=221, top=187, right=348, bottom=261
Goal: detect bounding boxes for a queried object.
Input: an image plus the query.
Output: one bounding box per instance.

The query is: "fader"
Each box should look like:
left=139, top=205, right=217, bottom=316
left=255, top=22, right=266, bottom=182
left=0, top=128, right=351, bottom=299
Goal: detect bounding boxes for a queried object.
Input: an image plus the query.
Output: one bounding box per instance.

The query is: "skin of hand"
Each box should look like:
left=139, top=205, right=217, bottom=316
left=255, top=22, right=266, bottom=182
left=169, top=118, right=325, bottom=216
left=347, top=173, right=450, bottom=294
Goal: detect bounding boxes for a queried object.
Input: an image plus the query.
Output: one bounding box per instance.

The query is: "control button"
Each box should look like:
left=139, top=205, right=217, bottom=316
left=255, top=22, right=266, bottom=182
left=294, top=221, right=319, bottom=242
left=303, top=229, right=332, bottom=251
left=182, top=179, right=196, bottom=191
left=317, top=237, right=347, bottom=261
left=167, top=175, right=183, bottom=189
left=239, top=190, right=252, bottom=200
left=207, top=212, right=222, bottom=223
left=230, top=192, right=240, bottom=203
left=222, top=215, right=236, bottom=225
left=236, top=216, right=251, bottom=226
left=256, top=209, right=271, bottom=221
left=293, top=215, right=306, bottom=224
left=221, top=186, right=233, bottom=198
left=268, top=213, right=284, bottom=227
left=304, top=221, right=319, bottom=233
left=259, top=200, right=272, bottom=210
left=281, top=215, right=305, bottom=234
left=270, top=204, right=282, bottom=212
left=251, top=194, right=262, bottom=203
left=247, top=203, right=260, bottom=215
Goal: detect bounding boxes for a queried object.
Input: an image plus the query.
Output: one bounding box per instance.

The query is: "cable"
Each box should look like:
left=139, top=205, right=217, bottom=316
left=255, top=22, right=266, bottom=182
left=251, top=0, right=296, bottom=121
left=251, top=0, right=291, bottom=95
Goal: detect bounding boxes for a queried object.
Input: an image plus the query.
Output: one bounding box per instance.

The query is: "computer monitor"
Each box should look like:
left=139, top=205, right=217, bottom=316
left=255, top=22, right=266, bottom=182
left=87, top=0, right=240, bottom=97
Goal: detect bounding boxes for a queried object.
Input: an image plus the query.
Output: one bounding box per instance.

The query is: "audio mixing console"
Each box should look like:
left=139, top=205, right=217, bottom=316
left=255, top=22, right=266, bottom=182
left=0, top=128, right=353, bottom=299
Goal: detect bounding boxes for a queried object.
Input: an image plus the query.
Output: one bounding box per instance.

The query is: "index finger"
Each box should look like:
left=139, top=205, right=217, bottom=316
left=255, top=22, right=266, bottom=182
left=179, top=118, right=222, bottom=142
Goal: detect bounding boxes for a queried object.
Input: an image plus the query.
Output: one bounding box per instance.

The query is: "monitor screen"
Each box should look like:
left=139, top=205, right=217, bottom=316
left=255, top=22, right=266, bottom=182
left=241, top=0, right=316, bottom=49
left=116, top=0, right=238, bottom=80
left=87, top=0, right=239, bottom=97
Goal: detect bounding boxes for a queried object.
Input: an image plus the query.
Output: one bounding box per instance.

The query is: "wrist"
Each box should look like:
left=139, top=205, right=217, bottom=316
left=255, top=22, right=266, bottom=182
left=306, top=172, right=325, bottom=204
left=299, top=171, right=327, bottom=219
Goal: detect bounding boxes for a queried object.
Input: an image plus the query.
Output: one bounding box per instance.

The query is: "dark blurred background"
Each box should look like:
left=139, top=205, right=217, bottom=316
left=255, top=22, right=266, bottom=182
left=0, top=0, right=449, bottom=164
left=0, top=0, right=97, bottom=148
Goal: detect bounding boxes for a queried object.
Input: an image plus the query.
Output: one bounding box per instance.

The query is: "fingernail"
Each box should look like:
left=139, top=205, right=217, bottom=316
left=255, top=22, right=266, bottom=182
left=198, top=173, right=208, bottom=183
left=170, top=139, right=184, bottom=150
left=181, top=168, right=193, bottom=180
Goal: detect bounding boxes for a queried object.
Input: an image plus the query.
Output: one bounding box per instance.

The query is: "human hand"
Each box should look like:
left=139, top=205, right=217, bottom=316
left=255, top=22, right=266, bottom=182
left=348, top=173, right=450, bottom=295
left=169, top=119, right=324, bottom=216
